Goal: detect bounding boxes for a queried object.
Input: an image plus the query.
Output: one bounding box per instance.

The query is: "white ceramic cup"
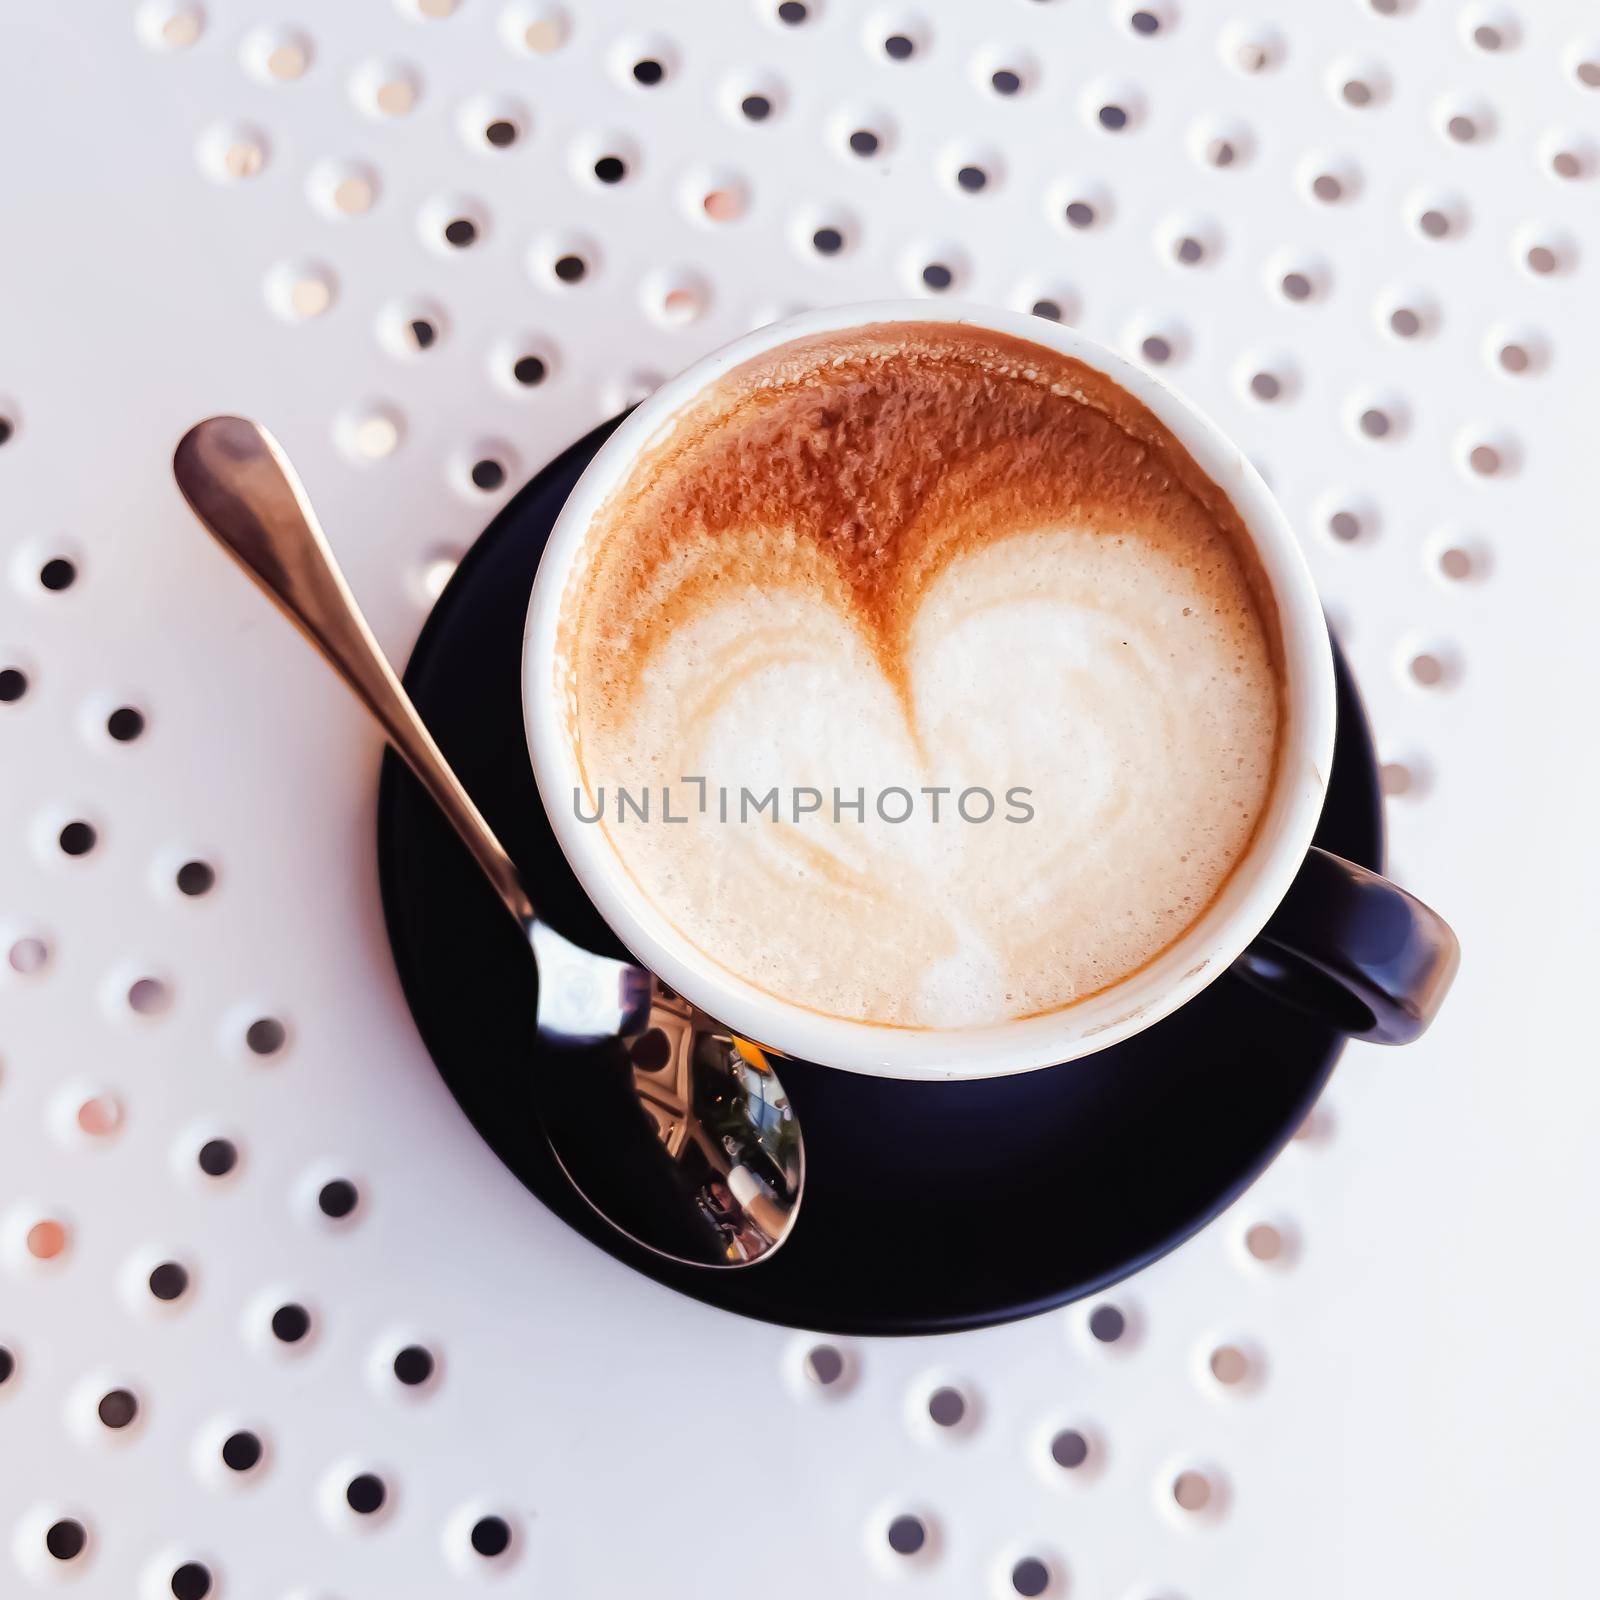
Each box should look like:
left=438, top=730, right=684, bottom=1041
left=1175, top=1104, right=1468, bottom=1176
left=524, top=301, right=1341, bottom=1080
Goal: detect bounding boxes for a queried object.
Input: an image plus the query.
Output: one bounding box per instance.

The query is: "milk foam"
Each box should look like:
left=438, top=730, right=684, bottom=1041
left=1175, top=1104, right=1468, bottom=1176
left=558, top=324, right=1282, bottom=1030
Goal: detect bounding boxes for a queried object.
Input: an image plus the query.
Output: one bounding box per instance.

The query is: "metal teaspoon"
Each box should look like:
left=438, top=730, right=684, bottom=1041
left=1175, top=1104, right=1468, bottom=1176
left=173, top=415, right=803, bottom=1267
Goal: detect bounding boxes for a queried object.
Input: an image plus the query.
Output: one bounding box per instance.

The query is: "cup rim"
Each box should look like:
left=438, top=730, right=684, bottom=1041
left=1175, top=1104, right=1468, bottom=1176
left=523, top=300, right=1336, bottom=1080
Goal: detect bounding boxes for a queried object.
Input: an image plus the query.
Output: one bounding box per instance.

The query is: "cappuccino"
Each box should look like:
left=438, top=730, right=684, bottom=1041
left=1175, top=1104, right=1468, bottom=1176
left=555, top=323, right=1283, bottom=1030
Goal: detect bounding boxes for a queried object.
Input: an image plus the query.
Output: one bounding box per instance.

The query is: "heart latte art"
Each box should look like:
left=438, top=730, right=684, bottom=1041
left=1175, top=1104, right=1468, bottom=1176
left=555, top=324, right=1283, bottom=1030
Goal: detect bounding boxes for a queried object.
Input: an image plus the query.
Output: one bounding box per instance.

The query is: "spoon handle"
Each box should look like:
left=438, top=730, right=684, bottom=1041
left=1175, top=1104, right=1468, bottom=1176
left=173, top=415, right=537, bottom=928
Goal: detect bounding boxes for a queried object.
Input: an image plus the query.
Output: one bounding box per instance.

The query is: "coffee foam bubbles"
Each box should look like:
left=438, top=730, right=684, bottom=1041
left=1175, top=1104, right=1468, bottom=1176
left=557, top=324, right=1283, bottom=1030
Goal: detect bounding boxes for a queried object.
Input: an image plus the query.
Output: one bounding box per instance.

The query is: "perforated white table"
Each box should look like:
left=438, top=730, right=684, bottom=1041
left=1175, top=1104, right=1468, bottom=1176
left=3, top=3, right=1598, bottom=1596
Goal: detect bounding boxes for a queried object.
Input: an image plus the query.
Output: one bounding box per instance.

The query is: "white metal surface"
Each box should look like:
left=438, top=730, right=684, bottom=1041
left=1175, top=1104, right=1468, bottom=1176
left=2, top=2, right=1596, bottom=1596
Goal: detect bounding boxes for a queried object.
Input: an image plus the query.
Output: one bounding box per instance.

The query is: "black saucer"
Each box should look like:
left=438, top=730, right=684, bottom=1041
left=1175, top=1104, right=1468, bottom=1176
left=377, top=420, right=1382, bottom=1335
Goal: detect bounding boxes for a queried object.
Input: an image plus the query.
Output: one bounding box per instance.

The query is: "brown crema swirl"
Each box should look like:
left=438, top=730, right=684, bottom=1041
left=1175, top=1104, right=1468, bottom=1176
left=559, top=323, right=1281, bottom=731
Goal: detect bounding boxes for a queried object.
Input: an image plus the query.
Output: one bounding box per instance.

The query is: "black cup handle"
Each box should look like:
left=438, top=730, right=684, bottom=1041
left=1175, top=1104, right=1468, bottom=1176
left=1232, top=847, right=1459, bottom=1044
